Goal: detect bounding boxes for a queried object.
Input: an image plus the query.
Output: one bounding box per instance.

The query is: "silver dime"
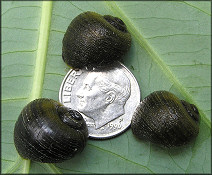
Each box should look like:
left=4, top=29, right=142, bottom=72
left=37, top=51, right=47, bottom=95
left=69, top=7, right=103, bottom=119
left=59, top=62, right=140, bottom=139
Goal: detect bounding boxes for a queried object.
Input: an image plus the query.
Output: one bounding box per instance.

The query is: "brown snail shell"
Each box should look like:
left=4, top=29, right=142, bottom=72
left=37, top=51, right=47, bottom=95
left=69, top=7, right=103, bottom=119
left=131, top=91, right=200, bottom=147
left=62, top=11, right=131, bottom=69
left=14, top=98, right=88, bottom=163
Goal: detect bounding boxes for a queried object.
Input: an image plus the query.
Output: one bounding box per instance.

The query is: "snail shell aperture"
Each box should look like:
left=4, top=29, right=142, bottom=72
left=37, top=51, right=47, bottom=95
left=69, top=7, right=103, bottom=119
left=62, top=11, right=131, bottom=69
left=14, top=98, right=88, bottom=163
left=131, top=91, right=200, bottom=147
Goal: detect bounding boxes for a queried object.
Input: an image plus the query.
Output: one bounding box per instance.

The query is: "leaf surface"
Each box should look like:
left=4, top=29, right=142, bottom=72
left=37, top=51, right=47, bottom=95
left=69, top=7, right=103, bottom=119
left=2, top=1, right=211, bottom=174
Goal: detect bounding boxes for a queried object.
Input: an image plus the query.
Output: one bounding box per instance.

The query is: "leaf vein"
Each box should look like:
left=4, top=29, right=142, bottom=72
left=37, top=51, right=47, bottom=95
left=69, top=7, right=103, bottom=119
left=180, top=1, right=211, bottom=16
left=186, top=86, right=210, bottom=88
left=131, top=16, right=198, bottom=23
left=2, top=75, right=32, bottom=79
left=45, top=163, right=62, bottom=174
left=51, top=29, right=65, bottom=34
left=168, top=151, right=185, bottom=171
left=1, top=97, right=28, bottom=102
left=1, top=142, right=14, bottom=145
left=145, top=33, right=210, bottom=40
left=52, top=166, right=94, bottom=174
left=88, top=143, right=154, bottom=173
left=2, top=5, right=41, bottom=16
left=161, top=48, right=209, bottom=55
left=106, top=1, right=211, bottom=129
left=52, top=13, right=72, bottom=20
left=167, top=64, right=210, bottom=67
left=48, top=53, right=61, bottom=57
left=4, top=156, right=23, bottom=174
left=69, top=1, right=85, bottom=12
left=43, top=88, right=58, bottom=93
left=2, top=26, right=38, bottom=31
left=2, top=50, right=37, bottom=55
left=46, top=72, right=65, bottom=77
left=2, top=159, right=15, bottom=163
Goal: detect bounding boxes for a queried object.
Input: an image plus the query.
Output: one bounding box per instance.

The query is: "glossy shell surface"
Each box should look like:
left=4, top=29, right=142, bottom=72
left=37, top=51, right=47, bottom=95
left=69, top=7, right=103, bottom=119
left=131, top=91, right=200, bottom=147
left=14, top=98, right=88, bottom=163
left=62, top=11, right=131, bottom=69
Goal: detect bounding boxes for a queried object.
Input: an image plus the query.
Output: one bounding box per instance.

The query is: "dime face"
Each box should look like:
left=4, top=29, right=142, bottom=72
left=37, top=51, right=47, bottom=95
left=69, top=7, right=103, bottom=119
left=59, top=62, right=140, bottom=139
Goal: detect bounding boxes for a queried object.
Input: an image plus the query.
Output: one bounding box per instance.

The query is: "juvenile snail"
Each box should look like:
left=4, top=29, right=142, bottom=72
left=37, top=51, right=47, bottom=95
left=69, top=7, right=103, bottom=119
left=14, top=98, right=88, bottom=163
left=62, top=11, right=131, bottom=69
left=131, top=91, right=200, bottom=147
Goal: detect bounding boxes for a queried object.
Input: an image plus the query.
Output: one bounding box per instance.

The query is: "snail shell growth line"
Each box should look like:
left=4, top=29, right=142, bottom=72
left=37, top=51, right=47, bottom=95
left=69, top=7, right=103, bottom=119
left=62, top=11, right=131, bottom=69
left=14, top=98, right=88, bottom=163
left=131, top=91, right=200, bottom=148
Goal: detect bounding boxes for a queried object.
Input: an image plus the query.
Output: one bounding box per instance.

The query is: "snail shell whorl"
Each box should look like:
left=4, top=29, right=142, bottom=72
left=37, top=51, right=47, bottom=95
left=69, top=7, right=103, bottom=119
left=131, top=91, right=200, bottom=147
left=14, top=98, right=88, bottom=163
left=62, top=11, right=131, bottom=69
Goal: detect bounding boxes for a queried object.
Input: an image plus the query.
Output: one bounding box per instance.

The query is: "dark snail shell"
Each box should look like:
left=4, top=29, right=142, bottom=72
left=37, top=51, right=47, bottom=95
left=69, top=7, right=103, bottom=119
left=14, top=98, right=88, bottom=163
left=62, top=11, right=131, bottom=69
left=131, top=91, right=200, bottom=147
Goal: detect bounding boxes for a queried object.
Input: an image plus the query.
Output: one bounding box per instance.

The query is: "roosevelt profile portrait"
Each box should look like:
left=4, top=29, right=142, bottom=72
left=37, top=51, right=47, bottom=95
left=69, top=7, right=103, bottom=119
left=76, top=68, right=131, bottom=129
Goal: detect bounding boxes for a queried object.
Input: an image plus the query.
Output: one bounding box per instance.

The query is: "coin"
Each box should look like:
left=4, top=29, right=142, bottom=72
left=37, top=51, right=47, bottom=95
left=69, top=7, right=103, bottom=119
left=59, top=62, right=140, bottom=139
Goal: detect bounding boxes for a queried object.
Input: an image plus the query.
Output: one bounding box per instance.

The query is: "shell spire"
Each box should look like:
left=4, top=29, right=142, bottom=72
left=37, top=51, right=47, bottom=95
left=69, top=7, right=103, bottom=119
left=131, top=91, right=200, bottom=147
left=14, top=98, right=88, bottom=163
left=62, top=11, right=131, bottom=69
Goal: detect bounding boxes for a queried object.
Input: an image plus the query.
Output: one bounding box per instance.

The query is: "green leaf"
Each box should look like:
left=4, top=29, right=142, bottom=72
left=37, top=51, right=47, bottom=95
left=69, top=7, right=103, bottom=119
left=2, top=1, right=211, bottom=174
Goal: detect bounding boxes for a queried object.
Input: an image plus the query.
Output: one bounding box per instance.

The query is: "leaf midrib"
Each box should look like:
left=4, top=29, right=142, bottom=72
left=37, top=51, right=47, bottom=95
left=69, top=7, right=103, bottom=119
left=30, top=1, right=53, bottom=100
left=180, top=1, right=211, bottom=16
left=105, top=1, right=211, bottom=129
left=5, top=2, right=61, bottom=174
left=23, top=1, right=55, bottom=173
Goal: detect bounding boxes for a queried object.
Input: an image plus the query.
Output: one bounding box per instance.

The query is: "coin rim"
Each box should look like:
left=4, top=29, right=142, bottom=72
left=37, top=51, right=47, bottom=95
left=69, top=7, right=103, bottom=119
left=59, top=62, right=141, bottom=139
